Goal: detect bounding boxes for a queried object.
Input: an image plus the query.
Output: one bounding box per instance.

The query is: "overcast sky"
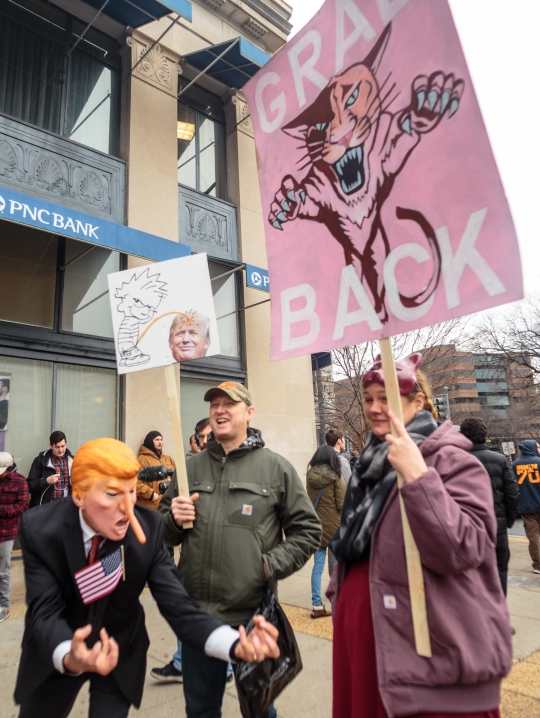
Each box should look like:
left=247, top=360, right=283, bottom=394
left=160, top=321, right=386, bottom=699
left=288, top=1, right=540, bottom=299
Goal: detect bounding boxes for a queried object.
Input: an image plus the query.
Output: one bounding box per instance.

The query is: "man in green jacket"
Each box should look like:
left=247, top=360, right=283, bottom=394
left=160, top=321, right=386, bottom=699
left=159, top=381, right=321, bottom=718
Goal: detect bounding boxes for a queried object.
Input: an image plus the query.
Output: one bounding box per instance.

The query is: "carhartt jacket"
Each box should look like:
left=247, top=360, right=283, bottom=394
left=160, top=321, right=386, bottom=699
left=160, top=429, right=321, bottom=626
left=136, top=445, right=176, bottom=510
left=328, top=422, right=512, bottom=718
left=512, top=440, right=540, bottom=514
left=306, top=464, right=346, bottom=547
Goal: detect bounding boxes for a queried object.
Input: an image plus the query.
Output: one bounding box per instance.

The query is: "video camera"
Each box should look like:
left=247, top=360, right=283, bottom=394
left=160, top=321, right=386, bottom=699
left=137, top=465, right=174, bottom=495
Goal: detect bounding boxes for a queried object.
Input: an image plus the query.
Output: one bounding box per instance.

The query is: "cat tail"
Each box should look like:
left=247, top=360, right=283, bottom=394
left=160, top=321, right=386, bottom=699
left=395, top=207, right=441, bottom=307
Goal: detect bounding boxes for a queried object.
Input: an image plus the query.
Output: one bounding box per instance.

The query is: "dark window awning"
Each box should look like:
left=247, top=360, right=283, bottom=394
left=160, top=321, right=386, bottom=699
left=182, top=37, right=270, bottom=89
left=81, top=0, right=192, bottom=28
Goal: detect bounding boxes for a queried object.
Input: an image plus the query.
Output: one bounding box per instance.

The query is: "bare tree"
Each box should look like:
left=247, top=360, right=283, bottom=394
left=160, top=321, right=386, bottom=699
left=470, top=296, right=540, bottom=384
left=322, top=318, right=470, bottom=450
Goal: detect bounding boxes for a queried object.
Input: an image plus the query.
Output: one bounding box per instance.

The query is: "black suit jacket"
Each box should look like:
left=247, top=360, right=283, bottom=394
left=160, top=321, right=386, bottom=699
left=15, top=498, right=221, bottom=707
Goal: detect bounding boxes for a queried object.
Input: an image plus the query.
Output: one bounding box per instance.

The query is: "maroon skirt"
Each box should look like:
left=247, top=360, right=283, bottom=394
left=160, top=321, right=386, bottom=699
left=333, top=562, right=501, bottom=718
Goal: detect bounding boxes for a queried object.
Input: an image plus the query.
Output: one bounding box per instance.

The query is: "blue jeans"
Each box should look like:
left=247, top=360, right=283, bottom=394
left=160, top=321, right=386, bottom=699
left=182, top=643, right=276, bottom=718
left=174, top=640, right=233, bottom=677
left=311, top=547, right=326, bottom=606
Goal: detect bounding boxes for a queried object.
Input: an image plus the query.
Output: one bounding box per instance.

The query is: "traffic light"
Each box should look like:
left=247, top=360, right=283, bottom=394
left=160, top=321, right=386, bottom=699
left=433, top=396, right=447, bottom=421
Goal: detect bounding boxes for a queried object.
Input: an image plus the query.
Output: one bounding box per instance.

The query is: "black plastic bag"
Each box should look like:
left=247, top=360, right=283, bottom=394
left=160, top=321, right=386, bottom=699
left=235, top=588, right=303, bottom=718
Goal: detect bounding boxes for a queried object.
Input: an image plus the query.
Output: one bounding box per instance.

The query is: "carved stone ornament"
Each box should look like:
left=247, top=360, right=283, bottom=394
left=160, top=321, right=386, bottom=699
left=125, top=30, right=182, bottom=97
left=202, top=0, right=226, bottom=8
left=179, top=185, right=238, bottom=261
left=0, top=115, right=124, bottom=222
left=241, top=17, right=268, bottom=40
left=229, top=95, right=254, bottom=138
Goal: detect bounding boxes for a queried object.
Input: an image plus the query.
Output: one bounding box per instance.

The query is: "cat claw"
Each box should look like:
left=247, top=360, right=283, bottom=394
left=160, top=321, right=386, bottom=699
left=428, top=90, right=438, bottom=111
left=277, top=212, right=288, bottom=223
left=272, top=220, right=283, bottom=231
left=448, top=99, right=459, bottom=118
left=300, top=190, right=306, bottom=203
left=401, top=115, right=411, bottom=134
left=440, top=91, right=450, bottom=113
left=416, top=91, right=425, bottom=111
left=287, top=190, right=297, bottom=203
left=282, top=200, right=291, bottom=212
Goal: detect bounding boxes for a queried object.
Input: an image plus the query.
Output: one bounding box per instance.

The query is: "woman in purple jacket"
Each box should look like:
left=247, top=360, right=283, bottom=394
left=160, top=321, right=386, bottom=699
left=328, top=353, right=512, bottom=718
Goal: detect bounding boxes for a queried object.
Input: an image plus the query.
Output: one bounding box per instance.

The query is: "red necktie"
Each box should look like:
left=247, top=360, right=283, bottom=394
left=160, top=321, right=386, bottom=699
left=88, top=535, right=102, bottom=565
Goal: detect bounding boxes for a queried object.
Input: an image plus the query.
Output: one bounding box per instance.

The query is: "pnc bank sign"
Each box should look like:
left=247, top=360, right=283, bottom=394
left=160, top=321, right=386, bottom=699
left=0, top=187, right=190, bottom=263
left=245, top=264, right=270, bottom=293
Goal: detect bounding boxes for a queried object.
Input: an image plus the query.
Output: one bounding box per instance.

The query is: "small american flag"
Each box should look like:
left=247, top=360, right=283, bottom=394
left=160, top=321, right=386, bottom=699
left=74, top=548, right=123, bottom=605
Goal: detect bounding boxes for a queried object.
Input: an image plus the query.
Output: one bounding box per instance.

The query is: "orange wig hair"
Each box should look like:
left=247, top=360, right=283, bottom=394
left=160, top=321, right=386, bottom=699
left=72, top=438, right=140, bottom=496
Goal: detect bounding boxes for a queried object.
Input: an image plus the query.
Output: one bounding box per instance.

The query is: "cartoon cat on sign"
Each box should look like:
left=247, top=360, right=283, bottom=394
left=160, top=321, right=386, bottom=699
left=269, top=24, right=464, bottom=322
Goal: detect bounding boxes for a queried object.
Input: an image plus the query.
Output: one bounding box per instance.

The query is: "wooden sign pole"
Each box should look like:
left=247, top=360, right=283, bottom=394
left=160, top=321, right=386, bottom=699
left=379, top=338, right=432, bottom=658
left=164, top=364, right=193, bottom=530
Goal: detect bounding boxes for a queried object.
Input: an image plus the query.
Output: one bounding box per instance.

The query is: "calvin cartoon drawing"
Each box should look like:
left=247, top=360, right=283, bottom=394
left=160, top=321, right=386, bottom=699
left=114, top=269, right=167, bottom=367
left=268, top=24, right=464, bottom=322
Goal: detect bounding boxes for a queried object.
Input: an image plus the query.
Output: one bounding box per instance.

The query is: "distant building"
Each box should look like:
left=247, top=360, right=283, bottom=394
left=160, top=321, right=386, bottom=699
left=423, top=344, right=540, bottom=452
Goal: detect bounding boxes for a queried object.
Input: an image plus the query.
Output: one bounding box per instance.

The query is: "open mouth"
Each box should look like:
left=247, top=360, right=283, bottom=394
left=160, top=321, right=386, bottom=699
left=332, top=145, right=365, bottom=195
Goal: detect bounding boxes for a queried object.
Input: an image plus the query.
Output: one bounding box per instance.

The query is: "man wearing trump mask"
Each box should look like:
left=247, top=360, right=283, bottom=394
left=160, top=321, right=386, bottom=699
left=14, top=438, right=279, bottom=718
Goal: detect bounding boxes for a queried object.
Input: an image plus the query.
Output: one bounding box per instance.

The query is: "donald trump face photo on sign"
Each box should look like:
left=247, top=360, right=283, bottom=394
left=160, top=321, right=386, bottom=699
left=169, top=311, right=211, bottom=362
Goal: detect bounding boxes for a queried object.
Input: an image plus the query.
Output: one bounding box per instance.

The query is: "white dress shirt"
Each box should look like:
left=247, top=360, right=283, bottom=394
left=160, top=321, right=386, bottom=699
left=52, top=510, right=239, bottom=673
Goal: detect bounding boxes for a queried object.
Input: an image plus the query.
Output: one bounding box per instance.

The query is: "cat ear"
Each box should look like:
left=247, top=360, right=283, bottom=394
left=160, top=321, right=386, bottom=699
left=363, top=22, right=392, bottom=75
left=282, top=85, right=335, bottom=139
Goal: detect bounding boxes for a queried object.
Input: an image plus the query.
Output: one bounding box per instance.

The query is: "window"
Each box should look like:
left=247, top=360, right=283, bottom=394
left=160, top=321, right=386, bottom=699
left=209, top=261, right=240, bottom=358
left=62, top=240, right=118, bottom=339
left=0, top=0, right=120, bottom=155
left=477, top=382, right=508, bottom=393
left=0, top=355, right=118, bottom=476
left=0, top=223, right=57, bottom=328
left=0, top=219, right=120, bottom=339
left=177, top=81, right=226, bottom=198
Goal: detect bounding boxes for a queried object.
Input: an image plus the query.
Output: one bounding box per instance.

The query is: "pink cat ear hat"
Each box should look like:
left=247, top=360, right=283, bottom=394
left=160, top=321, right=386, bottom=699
left=362, top=353, right=423, bottom=395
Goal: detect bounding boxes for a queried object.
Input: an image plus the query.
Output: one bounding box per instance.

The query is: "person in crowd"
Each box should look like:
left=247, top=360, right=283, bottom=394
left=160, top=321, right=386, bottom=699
left=325, top=429, right=352, bottom=483
left=159, top=381, right=321, bottom=718
left=328, top=353, right=511, bottom=718
left=349, top=450, right=360, bottom=470
left=152, top=416, right=214, bottom=684
left=0, top=452, right=29, bottom=622
left=512, top=440, right=540, bottom=574
left=194, top=417, right=212, bottom=451
left=14, top=438, right=279, bottom=718
left=27, top=431, right=73, bottom=508
left=169, top=313, right=211, bottom=362
left=306, top=445, right=347, bottom=619
left=186, top=435, right=200, bottom=458
left=136, top=431, right=176, bottom=510
left=460, top=418, right=519, bottom=595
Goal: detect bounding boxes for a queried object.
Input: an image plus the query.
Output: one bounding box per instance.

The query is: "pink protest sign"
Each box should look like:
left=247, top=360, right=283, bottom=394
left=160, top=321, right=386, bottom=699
left=243, top=0, right=522, bottom=360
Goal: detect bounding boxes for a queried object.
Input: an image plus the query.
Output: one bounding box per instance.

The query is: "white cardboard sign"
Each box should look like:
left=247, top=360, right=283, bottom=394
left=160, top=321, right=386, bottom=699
left=107, top=254, right=220, bottom=375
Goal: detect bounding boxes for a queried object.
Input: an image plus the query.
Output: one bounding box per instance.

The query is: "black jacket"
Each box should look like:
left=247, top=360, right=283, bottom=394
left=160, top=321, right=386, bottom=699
left=512, top=440, right=540, bottom=515
left=27, top=449, right=74, bottom=507
left=15, top=499, right=221, bottom=708
left=470, top=443, right=519, bottom=532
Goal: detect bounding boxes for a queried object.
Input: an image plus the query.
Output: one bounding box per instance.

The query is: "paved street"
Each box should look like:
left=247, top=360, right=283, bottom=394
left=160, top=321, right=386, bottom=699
left=1, top=537, right=540, bottom=717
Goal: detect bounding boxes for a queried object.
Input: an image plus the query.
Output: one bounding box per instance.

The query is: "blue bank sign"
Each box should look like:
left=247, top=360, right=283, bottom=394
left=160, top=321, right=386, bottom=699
left=0, top=187, right=190, bottom=262
left=245, top=264, right=270, bottom=293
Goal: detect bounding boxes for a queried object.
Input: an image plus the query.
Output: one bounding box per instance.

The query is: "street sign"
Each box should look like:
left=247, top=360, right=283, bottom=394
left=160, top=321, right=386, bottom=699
left=245, top=264, right=270, bottom=293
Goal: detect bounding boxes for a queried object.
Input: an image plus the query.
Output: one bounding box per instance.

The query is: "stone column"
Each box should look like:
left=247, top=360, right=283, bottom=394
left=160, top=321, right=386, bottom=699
left=224, top=91, right=317, bottom=478
left=119, top=30, right=182, bottom=460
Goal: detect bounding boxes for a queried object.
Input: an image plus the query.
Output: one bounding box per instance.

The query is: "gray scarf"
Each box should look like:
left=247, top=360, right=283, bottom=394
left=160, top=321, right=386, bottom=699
left=329, top=410, right=437, bottom=563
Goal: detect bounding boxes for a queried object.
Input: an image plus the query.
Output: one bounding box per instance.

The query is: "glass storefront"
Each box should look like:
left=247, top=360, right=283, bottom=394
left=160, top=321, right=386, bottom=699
left=0, top=356, right=117, bottom=476
left=179, top=377, right=217, bottom=453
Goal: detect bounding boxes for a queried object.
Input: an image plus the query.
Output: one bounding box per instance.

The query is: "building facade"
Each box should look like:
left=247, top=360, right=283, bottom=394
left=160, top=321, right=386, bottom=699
left=0, top=0, right=317, bottom=477
left=424, top=344, right=540, bottom=450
